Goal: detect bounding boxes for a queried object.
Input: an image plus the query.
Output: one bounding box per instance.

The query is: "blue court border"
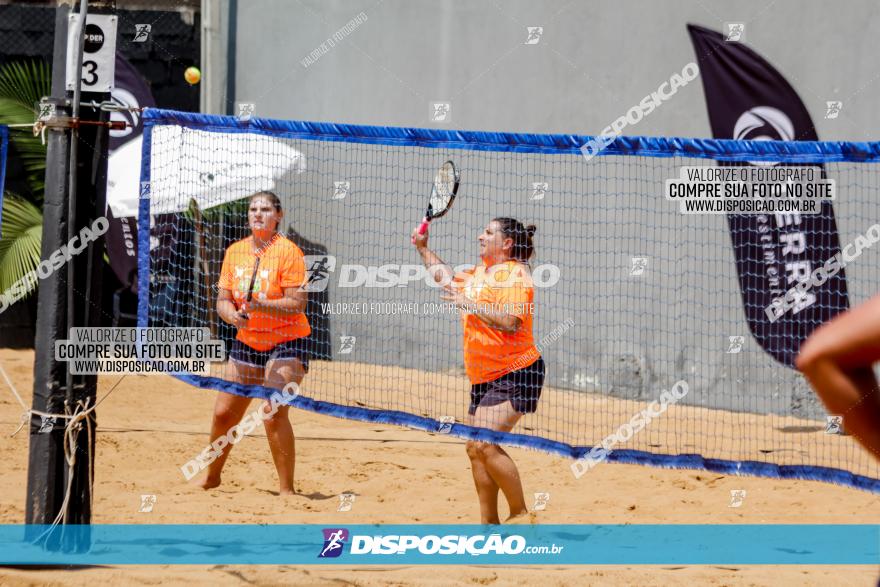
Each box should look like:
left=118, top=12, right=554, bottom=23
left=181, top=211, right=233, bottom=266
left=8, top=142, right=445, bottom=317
left=0, top=125, right=8, bottom=237
left=138, top=109, right=880, bottom=495
left=143, top=108, right=880, bottom=162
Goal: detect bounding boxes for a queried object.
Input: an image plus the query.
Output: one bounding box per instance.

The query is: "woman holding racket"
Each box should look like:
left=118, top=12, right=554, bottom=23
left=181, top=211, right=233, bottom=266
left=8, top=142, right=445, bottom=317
left=796, top=298, right=880, bottom=460
left=413, top=209, right=544, bottom=524
left=201, top=191, right=311, bottom=495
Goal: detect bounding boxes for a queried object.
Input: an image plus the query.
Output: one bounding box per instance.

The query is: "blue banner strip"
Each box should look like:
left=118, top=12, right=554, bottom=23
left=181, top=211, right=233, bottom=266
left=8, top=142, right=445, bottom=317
left=1, top=524, right=877, bottom=565
left=142, top=108, right=880, bottom=163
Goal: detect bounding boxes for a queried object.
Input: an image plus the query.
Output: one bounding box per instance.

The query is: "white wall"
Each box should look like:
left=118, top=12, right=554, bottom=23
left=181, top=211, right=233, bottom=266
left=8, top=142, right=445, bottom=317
left=233, top=0, right=880, bottom=140
left=216, top=0, right=880, bottom=420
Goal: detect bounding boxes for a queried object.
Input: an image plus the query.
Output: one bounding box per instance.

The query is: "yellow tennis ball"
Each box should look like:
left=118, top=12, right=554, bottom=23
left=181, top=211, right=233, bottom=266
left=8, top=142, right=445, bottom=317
left=184, top=66, right=201, bottom=85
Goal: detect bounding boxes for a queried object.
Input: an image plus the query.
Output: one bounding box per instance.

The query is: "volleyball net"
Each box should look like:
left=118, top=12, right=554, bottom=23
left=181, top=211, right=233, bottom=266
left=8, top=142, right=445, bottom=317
left=138, top=108, right=880, bottom=492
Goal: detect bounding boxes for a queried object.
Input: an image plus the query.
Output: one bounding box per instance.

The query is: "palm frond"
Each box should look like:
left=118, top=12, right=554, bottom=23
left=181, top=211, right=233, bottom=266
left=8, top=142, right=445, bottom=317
left=0, top=99, right=46, bottom=193
left=0, top=195, right=43, bottom=294
left=0, top=60, right=51, bottom=110
left=0, top=60, right=51, bottom=202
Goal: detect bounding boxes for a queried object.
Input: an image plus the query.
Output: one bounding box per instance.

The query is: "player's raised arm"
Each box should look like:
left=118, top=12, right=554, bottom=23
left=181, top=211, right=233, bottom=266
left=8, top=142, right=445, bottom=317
left=411, top=223, right=455, bottom=286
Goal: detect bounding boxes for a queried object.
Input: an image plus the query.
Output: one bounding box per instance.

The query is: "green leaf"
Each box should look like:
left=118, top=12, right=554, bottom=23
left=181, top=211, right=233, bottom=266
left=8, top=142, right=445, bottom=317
left=0, top=60, right=51, bottom=205
left=184, top=198, right=250, bottom=224
left=0, top=195, right=43, bottom=294
left=0, top=60, right=50, bottom=109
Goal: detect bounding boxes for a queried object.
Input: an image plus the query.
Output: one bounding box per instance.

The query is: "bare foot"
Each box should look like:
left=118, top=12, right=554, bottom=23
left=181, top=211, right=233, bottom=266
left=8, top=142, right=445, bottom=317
left=198, top=476, right=221, bottom=490
left=504, top=511, right=537, bottom=525
left=279, top=488, right=296, bottom=496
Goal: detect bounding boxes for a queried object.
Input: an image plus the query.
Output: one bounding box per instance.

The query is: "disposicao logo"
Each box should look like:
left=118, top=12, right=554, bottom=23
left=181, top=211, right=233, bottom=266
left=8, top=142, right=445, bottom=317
left=319, top=528, right=349, bottom=558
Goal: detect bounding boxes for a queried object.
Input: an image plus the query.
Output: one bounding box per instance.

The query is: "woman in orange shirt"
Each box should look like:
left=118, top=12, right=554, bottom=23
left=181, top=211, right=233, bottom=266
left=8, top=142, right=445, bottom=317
left=412, top=217, right=545, bottom=524
left=202, top=191, right=311, bottom=495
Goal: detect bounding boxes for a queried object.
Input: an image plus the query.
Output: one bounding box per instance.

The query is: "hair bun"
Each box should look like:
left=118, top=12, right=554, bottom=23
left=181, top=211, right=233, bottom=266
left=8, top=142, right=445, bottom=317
left=526, top=224, right=537, bottom=237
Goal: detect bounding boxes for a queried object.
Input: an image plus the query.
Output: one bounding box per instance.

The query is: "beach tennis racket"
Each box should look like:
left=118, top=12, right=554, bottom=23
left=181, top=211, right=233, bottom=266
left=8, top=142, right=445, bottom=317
left=240, top=257, right=261, bottom=320
left=412, top=160, right=460, bottom=243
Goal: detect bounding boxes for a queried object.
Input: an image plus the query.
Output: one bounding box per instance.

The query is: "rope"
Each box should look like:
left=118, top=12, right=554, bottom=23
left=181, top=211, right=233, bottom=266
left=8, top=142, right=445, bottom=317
left=2, top=363, right=124, bottom=435
left=0, top=361, right=124, bottom=541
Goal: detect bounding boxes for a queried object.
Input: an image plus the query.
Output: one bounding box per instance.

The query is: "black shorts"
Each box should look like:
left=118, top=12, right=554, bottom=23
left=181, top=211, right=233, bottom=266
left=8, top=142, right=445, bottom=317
left=229, top=338, right=310, bottom=372
left=469, top=357, right=545, bottom=416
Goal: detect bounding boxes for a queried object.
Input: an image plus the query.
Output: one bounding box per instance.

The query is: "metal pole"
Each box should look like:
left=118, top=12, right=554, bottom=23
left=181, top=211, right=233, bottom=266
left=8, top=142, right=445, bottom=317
left=25, top=2, right=74, bottom=541
left=26, top=0, right=113, bottom=551
left=63, top=0, right=88, bottom=444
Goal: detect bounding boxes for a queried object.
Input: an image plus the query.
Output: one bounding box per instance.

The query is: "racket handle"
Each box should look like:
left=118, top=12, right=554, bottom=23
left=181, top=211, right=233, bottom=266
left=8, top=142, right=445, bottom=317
left=411, top=218, right=430, bottom=244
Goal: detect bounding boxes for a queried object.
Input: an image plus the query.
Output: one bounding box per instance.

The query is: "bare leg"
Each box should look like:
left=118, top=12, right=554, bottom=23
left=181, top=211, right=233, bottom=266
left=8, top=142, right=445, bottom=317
left=796, top=294, right=880, bottom=460
left=469, top=403, right=529, bottom=522
left=199, top=360, right=262, bottom=489
left=465, top=440, right=501, bottom=524
left=263, top=357, right=307, bottom=495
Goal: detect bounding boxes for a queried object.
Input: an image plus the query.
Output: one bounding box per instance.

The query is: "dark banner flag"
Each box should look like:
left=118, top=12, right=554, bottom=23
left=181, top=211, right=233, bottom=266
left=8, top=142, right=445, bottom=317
left=686, top=24, right=849, bottom=368
left=106, top=54, right=156, bottom=291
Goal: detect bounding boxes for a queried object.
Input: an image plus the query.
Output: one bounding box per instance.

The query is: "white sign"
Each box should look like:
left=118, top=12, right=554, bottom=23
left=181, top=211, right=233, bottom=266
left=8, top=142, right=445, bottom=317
left=66, top=13, right=117, bottom=92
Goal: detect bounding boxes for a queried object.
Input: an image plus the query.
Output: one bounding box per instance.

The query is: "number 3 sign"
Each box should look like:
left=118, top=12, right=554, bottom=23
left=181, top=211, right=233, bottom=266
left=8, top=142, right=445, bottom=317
left=66, top=13, right=118, bottom=92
